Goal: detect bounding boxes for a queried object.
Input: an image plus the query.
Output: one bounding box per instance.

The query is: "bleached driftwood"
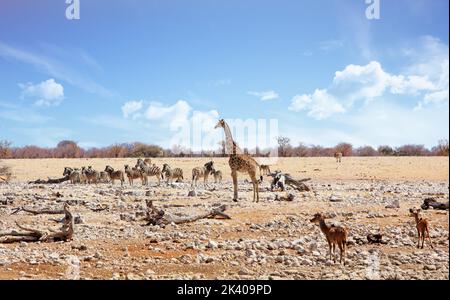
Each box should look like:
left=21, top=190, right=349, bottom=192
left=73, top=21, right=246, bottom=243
left=0, top=203, right=74, bottom=243
left=144, top=200, right=230, bottom=226
left=28, top=175, right=70, bottom=184
left=268, top=171, right=311, bottom=192
left=0, top=165, right=11, bottom=183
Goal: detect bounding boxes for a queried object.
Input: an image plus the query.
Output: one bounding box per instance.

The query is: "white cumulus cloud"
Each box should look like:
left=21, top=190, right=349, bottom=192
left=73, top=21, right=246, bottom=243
left=145, top=100, right=192, bottom=131
left=247, top=90, right=279, bottom=101
left=289, top=89, right=345, bottom=120
left=121, top=100, right=143, bottom=119
left=19, top=78, right=64, bottom=106
left=290, top=37, right=449, bottom=119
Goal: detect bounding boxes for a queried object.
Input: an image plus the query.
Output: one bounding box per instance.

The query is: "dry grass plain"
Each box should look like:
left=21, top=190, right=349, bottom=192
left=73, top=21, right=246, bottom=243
left=0, top=157, right=448, bottom=280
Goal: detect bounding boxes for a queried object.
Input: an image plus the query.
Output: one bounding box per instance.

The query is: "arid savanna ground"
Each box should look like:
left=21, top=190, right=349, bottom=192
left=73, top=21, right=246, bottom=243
left=0, top=157, right=448, bottom=280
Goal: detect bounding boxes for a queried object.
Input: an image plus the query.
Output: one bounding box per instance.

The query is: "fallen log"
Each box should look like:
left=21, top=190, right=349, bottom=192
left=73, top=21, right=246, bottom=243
left=11, top=206, right=65, bottom=215
left=28, top=175, right=70, bottom=184
left=144, top=200, right=230, bottom=226
left=1, top=203, right=74, bottom=243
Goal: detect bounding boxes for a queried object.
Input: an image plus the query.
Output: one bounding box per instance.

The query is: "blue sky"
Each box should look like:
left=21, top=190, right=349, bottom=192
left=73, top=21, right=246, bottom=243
left=0, top=0, right=448, bottom=150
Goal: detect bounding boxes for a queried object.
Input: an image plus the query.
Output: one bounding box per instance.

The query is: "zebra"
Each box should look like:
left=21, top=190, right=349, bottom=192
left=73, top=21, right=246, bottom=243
left=136, top=160, right=163, bottom=186
left=98, top=171, right=110, bottom=183
left=124, top=164, right=145, bottom=186
left=63, top=167, right=86, bottom=184
left=82, top=166, right=100, bottom=184
left=63, top=167, right=74, bottom=179
left=161, top=163, right=183, bottom=184
left=104, top=165, right=125, bottom=186
left=212, top=170, right=223, bottom=184
left=259, top=164, right=271, bottom=176
left=137, top=158, right=152, bottom=167
left=191, top=161, right=215, bottom=188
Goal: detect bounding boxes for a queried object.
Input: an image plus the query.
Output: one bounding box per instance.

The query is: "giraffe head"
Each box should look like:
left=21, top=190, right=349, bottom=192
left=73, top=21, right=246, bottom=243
left=214, top=119, right=225, bottom=129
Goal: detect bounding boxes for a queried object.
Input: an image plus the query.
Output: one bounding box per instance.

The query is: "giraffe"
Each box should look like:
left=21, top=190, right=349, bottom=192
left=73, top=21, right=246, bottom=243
left=214, top=119, right=261, bottom=202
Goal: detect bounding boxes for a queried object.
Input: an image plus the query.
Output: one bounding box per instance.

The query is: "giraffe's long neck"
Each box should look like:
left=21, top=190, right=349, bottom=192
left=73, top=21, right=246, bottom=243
left=222, top=122, right=241, bottom=155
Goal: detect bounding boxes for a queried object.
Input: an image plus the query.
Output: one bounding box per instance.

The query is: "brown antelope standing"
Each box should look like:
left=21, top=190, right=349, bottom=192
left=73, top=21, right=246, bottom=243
left=310, top=213, right=348, bottom=265
left=409, top=208, right=433, bottom=249
left=334, top=152, right=342, bottom=163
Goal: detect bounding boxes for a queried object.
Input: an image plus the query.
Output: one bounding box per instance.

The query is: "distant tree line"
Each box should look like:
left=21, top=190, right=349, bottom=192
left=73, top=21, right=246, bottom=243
left=0, top=138, right=448, bottom=159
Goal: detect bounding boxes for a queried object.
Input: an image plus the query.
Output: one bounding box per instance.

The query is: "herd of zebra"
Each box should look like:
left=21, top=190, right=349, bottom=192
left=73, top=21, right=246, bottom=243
left=62, top=158, right=226, bottom=187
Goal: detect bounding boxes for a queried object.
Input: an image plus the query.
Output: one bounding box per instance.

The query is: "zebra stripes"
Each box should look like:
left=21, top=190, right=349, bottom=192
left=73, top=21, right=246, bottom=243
left=191, top=161, right=215, bottom=188
left=136, top=160, right=163, bottom=185
left=161, top=163, right=183, bottom=184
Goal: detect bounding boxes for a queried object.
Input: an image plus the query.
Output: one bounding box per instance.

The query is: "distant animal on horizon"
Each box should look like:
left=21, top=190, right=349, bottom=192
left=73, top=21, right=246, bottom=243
left=334, top=152, right=342, bottom=163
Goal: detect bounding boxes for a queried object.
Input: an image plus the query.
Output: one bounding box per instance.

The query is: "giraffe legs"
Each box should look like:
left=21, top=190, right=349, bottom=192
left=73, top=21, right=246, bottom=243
left=249, top=172, right=259, bottom=203
left=231, top=170, right=238, bottom=202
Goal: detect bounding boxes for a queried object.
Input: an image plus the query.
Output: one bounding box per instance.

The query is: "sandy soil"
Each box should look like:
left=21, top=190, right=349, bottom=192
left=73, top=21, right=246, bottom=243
left=0, top=157, right=448, bottom=280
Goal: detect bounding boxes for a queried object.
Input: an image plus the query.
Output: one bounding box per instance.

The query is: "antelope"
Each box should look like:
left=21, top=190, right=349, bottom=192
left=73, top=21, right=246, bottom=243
left=191, top=161, right=215, bottom=188
left=334, top=152, right=342, bottom=163
left=310, top=213, right=348, bottom=265
left=124, top=164, right=145, bottom=186
left=104, top=165, right=125, bottom=186
left=161, top=163, right=183, bottom=184
left=409, top=208, right=433, bottom=249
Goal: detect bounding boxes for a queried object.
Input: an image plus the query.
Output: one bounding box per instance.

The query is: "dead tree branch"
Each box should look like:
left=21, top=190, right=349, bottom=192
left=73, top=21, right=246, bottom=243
left=144, top=200, right=230, bottom=226
left=28, top=175, right=70, bottom=184
left=1, top=203, right=74, bottom=243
